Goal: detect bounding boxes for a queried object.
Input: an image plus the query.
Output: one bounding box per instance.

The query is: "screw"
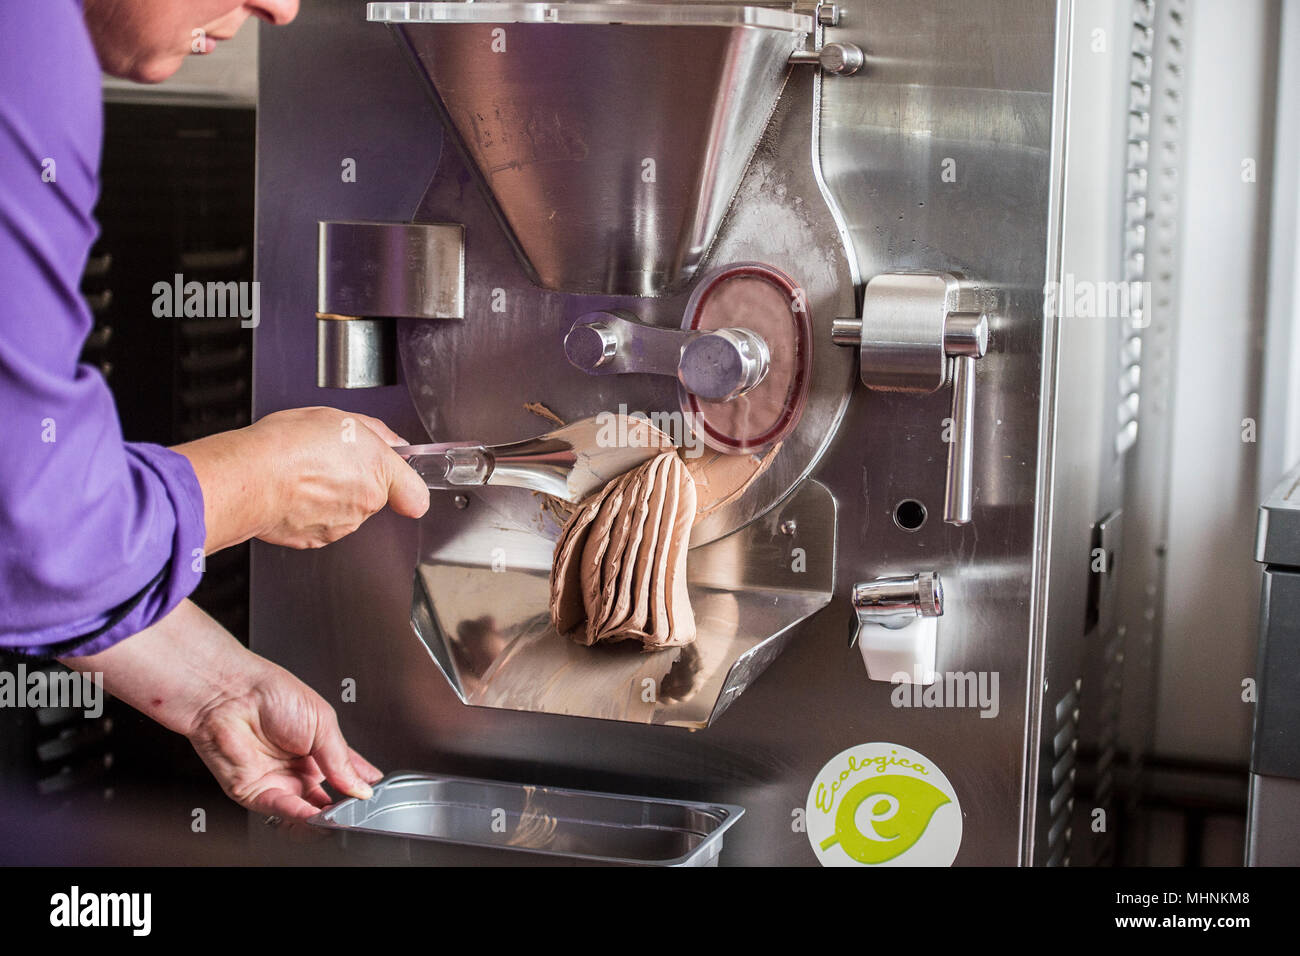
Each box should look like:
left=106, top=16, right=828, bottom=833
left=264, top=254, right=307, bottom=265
left=780, top=519, right=797, bottom=535
left=453, top=495, right=469, bottom=510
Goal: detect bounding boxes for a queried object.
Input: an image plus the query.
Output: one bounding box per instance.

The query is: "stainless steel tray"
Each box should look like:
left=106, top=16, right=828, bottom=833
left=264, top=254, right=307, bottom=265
left=308, top=772, right=744, bottom=866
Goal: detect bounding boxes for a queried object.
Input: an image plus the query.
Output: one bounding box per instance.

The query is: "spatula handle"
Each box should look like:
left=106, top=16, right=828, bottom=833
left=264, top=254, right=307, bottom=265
left=396, top=443, right=493, bottom=489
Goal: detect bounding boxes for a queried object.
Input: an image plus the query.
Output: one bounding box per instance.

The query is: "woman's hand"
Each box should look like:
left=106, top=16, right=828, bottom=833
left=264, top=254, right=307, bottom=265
left=174, top=406, right=430, bottom=553
left=186, top=655, right=382, bottom=820
left=62, top=599, right=383, bottom=820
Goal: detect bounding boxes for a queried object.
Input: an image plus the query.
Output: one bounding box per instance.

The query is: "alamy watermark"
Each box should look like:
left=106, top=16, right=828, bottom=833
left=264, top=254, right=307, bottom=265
left=0, top=665, right=103, bottom=719
left=1045, top=274, right=1150, bottom=325
left=595, top=403, right=706, bottom=458
left=891, top=670, right=1000, bottom=719
left=50, top=886, right=150, bottom=936
left=152, top=273, right=259, bottom=328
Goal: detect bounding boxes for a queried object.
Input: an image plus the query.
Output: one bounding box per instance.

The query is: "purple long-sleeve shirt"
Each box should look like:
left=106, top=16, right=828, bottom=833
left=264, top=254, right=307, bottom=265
left=0, top=1, right=206, bottom=656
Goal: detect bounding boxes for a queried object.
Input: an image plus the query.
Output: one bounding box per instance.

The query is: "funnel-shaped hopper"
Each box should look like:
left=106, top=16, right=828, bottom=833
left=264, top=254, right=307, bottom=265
left=370, top=3, right=811, bottom=296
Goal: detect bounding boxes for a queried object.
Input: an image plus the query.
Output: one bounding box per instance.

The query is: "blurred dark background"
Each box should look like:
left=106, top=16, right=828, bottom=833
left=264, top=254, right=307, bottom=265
left=0, top=100, right=255, bottom=855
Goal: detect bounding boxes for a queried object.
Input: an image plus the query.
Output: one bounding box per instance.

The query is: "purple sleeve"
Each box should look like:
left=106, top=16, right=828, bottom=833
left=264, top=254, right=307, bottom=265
left=0, top=1, right=207, bottom=656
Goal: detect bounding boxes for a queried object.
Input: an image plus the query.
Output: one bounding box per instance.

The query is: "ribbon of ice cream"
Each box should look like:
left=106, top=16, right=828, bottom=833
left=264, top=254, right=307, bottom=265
left=550, top=447, right=697, bottom=648
left=546, top=418, right=782, bottom=650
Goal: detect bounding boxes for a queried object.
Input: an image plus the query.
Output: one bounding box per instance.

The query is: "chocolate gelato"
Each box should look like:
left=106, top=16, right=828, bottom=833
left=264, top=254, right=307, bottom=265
left=549, top=450, right=697, bottom=649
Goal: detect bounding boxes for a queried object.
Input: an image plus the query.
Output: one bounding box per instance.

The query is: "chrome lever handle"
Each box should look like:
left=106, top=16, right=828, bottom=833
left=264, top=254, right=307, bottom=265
left=834, top=273, right=991, bottom=527
left=849, top=571, right=945, bottom=686
left=941, top=312, right=987, bottom=526
left=944, top=355, right=976, bottom=525
left=564, top=310, right=770, bottom=403
left=848, top=571, right=944, bottom=645
left=396, top=443, right=492, bottom=489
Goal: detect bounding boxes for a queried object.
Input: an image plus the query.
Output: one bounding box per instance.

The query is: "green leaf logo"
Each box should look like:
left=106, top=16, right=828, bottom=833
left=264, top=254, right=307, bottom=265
left=818, top=774, right=952, bottom=864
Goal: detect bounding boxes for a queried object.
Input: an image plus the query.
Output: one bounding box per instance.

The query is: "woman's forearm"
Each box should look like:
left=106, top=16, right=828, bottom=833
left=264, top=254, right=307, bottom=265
left=59, top=598, right=255, bottom=736
left=173, top=426, right=277, bottom=553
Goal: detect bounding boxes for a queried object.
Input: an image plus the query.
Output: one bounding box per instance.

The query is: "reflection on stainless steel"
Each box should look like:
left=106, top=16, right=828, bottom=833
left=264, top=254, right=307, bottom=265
left=394, top=415, right=668, bottom=502
left=371, top=3, right=810, bottom=294
left=310, top=771, right=744, bottom=866
left=410, top=479, right=836, bottom=728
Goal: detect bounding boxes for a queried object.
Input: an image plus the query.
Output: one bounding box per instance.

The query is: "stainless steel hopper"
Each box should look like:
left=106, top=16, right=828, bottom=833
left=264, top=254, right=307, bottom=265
left=368, top=2, right=811, bottom=295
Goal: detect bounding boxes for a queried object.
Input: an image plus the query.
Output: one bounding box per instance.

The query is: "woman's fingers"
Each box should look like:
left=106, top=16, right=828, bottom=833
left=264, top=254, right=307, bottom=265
left=350, top=412, right=432, bottom=519
left=349, top=747, right=384, bottom=784
left=310, top=712, right=375, bottom=802
left=385, top=449, right=431, bottom=519
left=251, top=786, right=323, bottom=821
left=351, top=411, right=409, bottom=447
left=304, top=783, right=334, bottom=808
left=328, top=409, right=430, bottom=519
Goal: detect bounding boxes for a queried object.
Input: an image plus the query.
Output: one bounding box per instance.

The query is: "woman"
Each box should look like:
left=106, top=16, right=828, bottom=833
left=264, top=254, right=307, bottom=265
left=0, top=0, right=428, bottom=820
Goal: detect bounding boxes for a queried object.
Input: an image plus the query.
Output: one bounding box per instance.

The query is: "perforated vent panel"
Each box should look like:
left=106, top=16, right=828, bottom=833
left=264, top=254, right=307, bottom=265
left=1046, top=679, right=1081, bottom=866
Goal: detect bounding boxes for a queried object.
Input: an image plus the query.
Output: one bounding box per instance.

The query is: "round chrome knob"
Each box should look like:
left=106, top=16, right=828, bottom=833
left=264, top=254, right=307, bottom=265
left=820, top=42, right=865, bottom=76
left=942, top=311, right=989, bottom=358
left=563, top=321, right=620, bottom=371
left=677, top=328, right=770, bottom=402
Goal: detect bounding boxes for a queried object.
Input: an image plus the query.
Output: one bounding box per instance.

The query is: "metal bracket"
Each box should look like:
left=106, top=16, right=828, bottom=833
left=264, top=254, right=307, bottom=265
left=791, top=2, right=843, bottom=27
left=1086, top=510, right=1124, bottom=636
left=315, top=220, right=465, bottom=388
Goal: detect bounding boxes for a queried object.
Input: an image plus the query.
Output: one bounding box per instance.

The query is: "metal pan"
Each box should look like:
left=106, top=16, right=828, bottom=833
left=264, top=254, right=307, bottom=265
left=308, top=772, right=744, bottom=867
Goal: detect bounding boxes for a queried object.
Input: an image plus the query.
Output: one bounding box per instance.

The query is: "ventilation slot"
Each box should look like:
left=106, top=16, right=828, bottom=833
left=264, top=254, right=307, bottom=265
left=1047, top=678, right=1082, bottom=866
left=1116, top=0, right=1157, bottom=457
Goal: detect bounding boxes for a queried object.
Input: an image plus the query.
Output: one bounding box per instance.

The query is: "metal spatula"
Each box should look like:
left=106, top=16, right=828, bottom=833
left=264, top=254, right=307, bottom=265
left=394, top=415, right=674, bottom=503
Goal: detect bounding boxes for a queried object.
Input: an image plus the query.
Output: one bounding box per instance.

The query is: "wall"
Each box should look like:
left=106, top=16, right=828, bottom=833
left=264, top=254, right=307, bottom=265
left=1154, top=0, right=1280, bottom=763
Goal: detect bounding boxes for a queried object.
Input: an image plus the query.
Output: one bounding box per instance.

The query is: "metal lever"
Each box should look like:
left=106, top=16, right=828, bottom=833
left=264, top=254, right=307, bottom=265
left=833, top=273, right=990, bottom=526
left=848, top=572, right=944, bottom=645
left=849, top=571, right=944, bottom=685
left=941, top=311, right=988, bottom=525
left=565, top=309, right=770, bottom=403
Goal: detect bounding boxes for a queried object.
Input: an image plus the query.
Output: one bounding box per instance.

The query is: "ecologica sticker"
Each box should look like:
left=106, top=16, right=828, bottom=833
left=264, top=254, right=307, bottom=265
left=806, top=743, right=962, bottom=866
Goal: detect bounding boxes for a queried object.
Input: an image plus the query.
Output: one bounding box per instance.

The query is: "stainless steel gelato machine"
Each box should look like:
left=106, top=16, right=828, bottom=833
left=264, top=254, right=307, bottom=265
left=253, top=0, right=1187, bottom=865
